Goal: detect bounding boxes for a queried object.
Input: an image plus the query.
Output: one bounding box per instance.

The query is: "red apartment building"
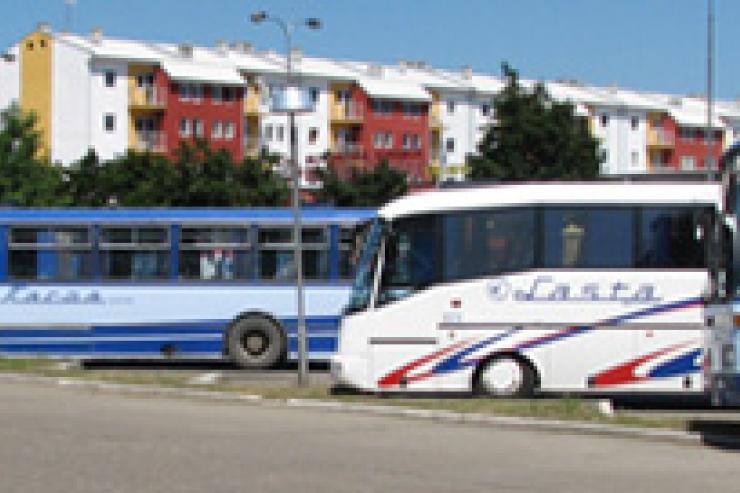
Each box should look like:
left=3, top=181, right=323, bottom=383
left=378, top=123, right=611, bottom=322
left=328, top=82, right=430, bottom=183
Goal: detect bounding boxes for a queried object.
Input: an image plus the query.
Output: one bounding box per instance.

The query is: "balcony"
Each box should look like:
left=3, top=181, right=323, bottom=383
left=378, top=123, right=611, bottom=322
left=129, top=86, right=167, bottom=109
left=244, top=91, right=262, bottom=115
left=647, top=128, right=675, bottom=148
left=244, top=136, right=262, bottom=157
left=330, top=142, right=365, bottom=157
left=134, top=131, right=167, bottom=153
left=331, top=102, right=364, bottom=124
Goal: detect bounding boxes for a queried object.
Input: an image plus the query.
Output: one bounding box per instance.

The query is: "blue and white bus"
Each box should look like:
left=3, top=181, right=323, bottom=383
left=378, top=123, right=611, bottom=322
left=0, top=207, right=374, bottom=368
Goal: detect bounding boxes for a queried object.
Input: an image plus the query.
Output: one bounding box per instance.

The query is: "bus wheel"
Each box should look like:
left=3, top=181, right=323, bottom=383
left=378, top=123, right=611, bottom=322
left=475, top=356, right=535, bottom=398
left=227, top=316, right=285, bottom=369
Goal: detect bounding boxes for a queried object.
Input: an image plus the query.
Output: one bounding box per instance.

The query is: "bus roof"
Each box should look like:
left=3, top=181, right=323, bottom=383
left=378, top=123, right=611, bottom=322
left=0, top=207, right=376, bottom=225
left=380, top=182, right=723, bottom=220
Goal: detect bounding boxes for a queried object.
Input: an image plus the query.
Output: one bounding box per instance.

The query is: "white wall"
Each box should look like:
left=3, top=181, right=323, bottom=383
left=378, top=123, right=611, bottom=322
left=51, top=39, right=91, bottom=164
left=88, top=59, right=128, bottom=162
left=591, top=107, right=648, bottom=175
left=259, top=75, right=330, bottom=187
left=0, top=45, right=20, bottom=111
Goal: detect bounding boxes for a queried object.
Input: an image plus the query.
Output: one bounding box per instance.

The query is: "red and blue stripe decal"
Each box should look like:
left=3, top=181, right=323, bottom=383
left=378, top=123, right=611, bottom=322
left=378, top=297, right=704, bottom=388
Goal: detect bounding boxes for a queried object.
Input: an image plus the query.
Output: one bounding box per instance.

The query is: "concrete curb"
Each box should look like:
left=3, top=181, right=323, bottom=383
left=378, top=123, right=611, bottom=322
left=0, top=372, right=702, bottom=446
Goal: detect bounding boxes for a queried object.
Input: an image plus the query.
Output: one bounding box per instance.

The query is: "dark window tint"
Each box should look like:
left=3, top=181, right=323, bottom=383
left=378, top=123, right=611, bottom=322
left=180, top=250, right=252, bottom=280
left=544, top=208, right=634, bottom=268
left=101, top=251, right=169, bottom=279
left=379, top=215, right=440, bottom=305
left=444, top=208, right=535, bottom=280
left=637, top=208, right=706, bottom=268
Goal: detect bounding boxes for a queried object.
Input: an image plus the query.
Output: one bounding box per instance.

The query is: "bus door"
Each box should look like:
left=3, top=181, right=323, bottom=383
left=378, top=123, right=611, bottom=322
left=368, top=216, right=455, bottom=390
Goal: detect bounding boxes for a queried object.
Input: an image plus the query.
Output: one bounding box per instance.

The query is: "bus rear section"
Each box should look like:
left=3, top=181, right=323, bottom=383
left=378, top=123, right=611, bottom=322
left=0, top=207, right=374, bottom=368
left=333, top=182, right=721, bottom=396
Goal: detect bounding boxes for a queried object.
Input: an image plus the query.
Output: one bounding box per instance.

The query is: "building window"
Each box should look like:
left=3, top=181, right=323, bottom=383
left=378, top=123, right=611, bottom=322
left=481, top=103, right=491, bottom=117
left=212, top=86, right=222, bottom=103
left=446, top=137, right=455, bottom=153
left=211, top=120, right=223, bottom=139
left=412, top=134, right=421, bottom=150
left=631, top=151, right=639, bottom=166
left=104, top=114, right=116, bottom=132
left=402, top=133, right=411, bottom=150
left=137, top=73, right=154, bottom=88
left=384, top=132, right=393, bottom=149
left=309, top=87, right=319, bottom=104
left=681, top=156, right=696, bottom=170
left=193, top=119, right=204, bottom=138
left=308, top=127, right=319, bottom=145
left=224, top=121, right=235, bottom=140
left=373, top=132, right=384, bottom=149
left=179, top=118, right=191, bottom=137
left=600, top=148, right=609, bottom=163
left=265, top=124, right=273, bottom=141
left=600, top=114, right=609, bottom=128
left=447, top=100, right=455, bottom=114
left=276, top=125, right=285, bottom=142
left=631, top=116, right=639, bottom=130
left=705, top=156, right=716, bottom=170
left=104, top=70, right=116, bottom=88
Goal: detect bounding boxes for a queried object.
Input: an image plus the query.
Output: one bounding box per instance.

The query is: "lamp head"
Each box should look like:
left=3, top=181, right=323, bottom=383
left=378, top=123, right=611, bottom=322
left=250, top=11, right=267, bottom=23
left=305, top=18, right=322, bottom=29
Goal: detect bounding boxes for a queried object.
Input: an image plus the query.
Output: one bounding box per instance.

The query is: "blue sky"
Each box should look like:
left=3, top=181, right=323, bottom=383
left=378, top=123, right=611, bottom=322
left=2, top=0, right=737, bottom=99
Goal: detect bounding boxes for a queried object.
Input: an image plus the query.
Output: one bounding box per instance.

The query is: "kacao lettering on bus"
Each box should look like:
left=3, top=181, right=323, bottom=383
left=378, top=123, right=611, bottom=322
left=0, top=286, right=104, bottom=305
left=488, top=276, right=661, bottom=304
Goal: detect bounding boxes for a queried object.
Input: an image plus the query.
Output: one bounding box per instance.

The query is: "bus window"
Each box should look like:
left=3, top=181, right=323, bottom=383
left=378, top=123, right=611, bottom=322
left=8, top=227, right=93, bottom=280
left=544, top=208, right=634, bottom=268
left=339, top=222, right=374, bottom=279
left=100, top=227, right=170, bottom=279
left=345, top=220, right=383, bottom=314
left=180, top=227, right=251, bottom=280
left=444, top=208, right=535, bottom=280
left=378, top=216, right=440, bottom=305
left=637, top=208, right=706, bottom=268
left=258, top=227, right=328, bottom=280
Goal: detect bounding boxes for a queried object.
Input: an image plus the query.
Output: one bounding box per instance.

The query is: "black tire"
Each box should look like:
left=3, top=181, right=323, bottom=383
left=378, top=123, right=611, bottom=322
left=474, top=356, right=536, bottom=398
left=227, top=316, right=285, bottom=369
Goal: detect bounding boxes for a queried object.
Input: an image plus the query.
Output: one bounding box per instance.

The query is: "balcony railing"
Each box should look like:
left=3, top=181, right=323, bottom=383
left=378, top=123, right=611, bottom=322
left=244, top=136, right=262, bottom=157
left=129, top=86, right=167, bottom=108
left=134, top=131, right=167, bottom=153
left=331, top=102, right=364, bottom=122
left=647, top=128, right=675, bottom=147
left=330, top=143, right=365, bottom=156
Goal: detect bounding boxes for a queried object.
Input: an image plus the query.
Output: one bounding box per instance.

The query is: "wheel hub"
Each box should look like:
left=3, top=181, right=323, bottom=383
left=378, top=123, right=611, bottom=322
left=480, top=359, right=523, bottom=395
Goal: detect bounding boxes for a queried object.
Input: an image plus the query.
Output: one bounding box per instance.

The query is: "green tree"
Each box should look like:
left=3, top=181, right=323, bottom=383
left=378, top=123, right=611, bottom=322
left=103, top=149, right=179, bottom=206
left=233, top=149, right=290, bottom=206
left=469, top=64, right=600, bottom=181
left=315, top=159, right=407, bottom=206
left=63, top=148, right=108, bottom=206
left=0, top=104, right=68, bottom=206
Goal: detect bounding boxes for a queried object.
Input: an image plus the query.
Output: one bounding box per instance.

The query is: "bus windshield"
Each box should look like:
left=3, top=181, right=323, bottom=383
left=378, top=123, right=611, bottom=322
left=345, top=219, right=383, bottom=314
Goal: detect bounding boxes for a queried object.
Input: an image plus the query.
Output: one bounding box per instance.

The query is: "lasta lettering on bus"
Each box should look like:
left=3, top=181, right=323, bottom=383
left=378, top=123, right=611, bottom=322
left=0, top=286, right=105, bottom=305
left=487, top=276, right=662, bottom=304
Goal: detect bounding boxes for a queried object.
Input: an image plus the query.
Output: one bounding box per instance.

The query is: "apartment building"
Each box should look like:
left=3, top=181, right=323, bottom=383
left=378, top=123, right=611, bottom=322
left=2, top=23, right=740, bottom=186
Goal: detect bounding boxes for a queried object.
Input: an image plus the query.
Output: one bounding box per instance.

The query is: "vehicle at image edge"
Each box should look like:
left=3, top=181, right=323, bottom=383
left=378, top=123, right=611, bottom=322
left=704, top=142, right=740, bottom=406
left=332, top=181, right=726, bottom=396
left=0, top=207, right=375, bottom=368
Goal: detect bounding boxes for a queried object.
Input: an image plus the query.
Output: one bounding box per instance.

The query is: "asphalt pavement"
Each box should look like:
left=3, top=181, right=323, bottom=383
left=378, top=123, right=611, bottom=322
left=1, top=379, right=739, bottom=493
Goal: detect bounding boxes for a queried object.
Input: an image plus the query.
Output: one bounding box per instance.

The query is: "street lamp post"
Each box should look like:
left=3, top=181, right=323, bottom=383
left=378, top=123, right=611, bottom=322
left=706, top=0, right=715, bottom=173
left=250, top=11, right=321, bottom=387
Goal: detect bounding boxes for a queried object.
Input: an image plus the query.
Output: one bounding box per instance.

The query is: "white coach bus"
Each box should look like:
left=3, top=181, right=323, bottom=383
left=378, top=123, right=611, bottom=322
left=331, top=181, right=723, bottom=396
